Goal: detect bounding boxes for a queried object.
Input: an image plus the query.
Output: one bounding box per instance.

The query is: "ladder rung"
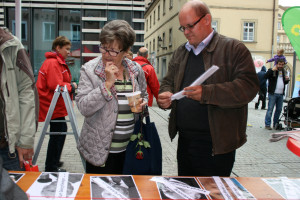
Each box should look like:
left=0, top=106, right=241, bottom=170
left=45, top=132, right=75, bottom=135
left=50, top=120, right=71, bottom=122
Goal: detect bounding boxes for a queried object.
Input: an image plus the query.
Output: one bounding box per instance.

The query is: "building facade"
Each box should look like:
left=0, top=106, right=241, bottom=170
left=0, top=0, right=145, bottom=82
left=144, top=0, right=279, bottom=81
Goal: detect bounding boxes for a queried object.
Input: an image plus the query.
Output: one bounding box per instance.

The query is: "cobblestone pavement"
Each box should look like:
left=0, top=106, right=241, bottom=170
left=34, top=100, right=300, bottom=177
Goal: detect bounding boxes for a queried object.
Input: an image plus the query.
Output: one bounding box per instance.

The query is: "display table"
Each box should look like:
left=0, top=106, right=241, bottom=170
left=13, top=171, right=286, bottom=199
left=287, top=137, right=300, bottom=157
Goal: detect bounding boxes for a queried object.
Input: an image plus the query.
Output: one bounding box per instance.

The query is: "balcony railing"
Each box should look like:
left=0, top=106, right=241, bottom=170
left=277, top=43, right=294, bottom=54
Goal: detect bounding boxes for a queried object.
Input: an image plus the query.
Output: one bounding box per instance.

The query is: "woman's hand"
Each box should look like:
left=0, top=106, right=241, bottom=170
left=105, top=61, right=119, bottom=89
left=72, top=82, right=77, bottom=89
left=136, top=98, right=147, bottom=113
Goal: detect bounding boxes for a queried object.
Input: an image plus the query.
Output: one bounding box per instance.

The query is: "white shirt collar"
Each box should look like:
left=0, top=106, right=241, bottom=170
left=185, top=30, right=214, bottom=55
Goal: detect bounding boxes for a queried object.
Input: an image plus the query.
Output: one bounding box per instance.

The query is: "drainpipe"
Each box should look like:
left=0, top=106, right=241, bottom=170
left=15, top=0, right=22, bottom=40
left=292, top=51, right=297, bottom=95
left=271, top=0, right=276, bottom=57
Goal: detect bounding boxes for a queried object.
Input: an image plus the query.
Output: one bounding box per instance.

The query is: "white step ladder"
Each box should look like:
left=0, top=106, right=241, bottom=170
left=32, top=85, right=85, bottom=170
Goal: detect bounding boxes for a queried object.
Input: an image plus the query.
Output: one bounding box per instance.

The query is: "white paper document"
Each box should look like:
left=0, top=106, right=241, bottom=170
left=171, top=65, right=219, bottom=101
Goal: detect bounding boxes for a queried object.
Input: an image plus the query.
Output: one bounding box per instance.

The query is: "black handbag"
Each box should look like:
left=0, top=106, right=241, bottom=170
left=123, top=110, right=162, bottom=175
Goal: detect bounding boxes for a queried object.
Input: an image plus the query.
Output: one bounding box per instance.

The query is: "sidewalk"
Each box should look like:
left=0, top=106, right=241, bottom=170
left=34, top=100, right=300, bottom=177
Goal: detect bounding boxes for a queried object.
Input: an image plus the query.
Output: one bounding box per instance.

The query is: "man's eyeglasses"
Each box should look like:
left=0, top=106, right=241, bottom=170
left=99, top=45, right=123, bottom=57
left=178, top=14, right=206, bottom=32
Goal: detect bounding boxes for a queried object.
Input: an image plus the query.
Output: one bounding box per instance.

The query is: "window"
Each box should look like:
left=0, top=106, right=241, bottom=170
left=136, top=34, right=143, bottom=42
left=146, top=43, right=148, bottom=49
left=134, top=11, right=144, bottom=18
left=134, top=23, right=144, bottom=30
left=108, top=10, right=131, bottom=23
left=156, top=58, right=159, bottom=73
left=154, top=10, right=156, bottom=25
left=169, top=28, right=172, bottom=46
left=149, top=41, right=151, bottom=53
left=211, top=20, right=218, bottom=32
left=162, top=32, right=165, bottom=47
left=150, top=15, right=152, bottom=28
left=158, top=5, right=160, bottom=20
left=43, top=22, right=55, bottom=41
left=71, top=24, right=80, bottom=41
left=153, top=39, right=155, bottom=51
left=146, top=19, right=148, bottom=31
left=277, top=36, right=280, bottom=43
left=169, top=0, right=173, bottom=9
left=157, top=36, right=160, bottom=51
left=85, top=9, right=106, bottom=18
left=163, top=0, right=166, bottom=15
left=277, top=22, right=281, bottom=30
left=12, top=21, right=28, bottom=41
left=243, top=22, right=254, bottom=42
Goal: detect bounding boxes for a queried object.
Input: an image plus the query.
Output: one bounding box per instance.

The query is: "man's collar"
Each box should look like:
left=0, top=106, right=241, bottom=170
left=185, top=30, right=214, bottom=55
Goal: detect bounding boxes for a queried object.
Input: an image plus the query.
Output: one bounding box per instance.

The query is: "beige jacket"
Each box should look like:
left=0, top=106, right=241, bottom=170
left=0, top=28, right=38, bottom=153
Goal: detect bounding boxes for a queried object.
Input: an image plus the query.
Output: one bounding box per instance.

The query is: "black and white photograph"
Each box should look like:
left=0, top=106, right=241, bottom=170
left=90, top=175, right=141, bottom=200
left=8, top=172, right=25, bottom=183
left=26, top=172, right=84, bottom=200
left=152, top=177, right=210, bottom=200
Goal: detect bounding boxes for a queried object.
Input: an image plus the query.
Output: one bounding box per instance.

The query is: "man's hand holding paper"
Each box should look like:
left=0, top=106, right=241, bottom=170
left=171, top=65, right=219, bottom=101
left=183, top=85, right=203, bottom=101
left=157, top=91, right=173, bottom=109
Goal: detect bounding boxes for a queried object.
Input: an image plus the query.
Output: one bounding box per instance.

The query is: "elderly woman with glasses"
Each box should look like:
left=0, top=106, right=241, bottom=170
left=76, top=20, right=148, bottom=174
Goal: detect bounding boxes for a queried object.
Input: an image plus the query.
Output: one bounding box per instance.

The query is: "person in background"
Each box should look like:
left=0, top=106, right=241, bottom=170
left=264, top=59, right=289, bottom=130
left=125, top=50, right=133, bottom=60
left=157, top=0, right=259, bottom=176
left=132, top=47, right=160, bottom=107
left=266, top=49, right=287, bottom=66
left=76, top=20, right=148, bottom=174
left=255, top=65, right=267, bottom=110
left=0, top=27, right=38, bottom=171
left=37, top=36, right=77, bottom=172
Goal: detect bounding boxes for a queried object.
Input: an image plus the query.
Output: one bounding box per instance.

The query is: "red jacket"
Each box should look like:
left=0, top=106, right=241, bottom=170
left=36, top=52, right=73, bottom=122
left=132, top=56, right=160, bottom=106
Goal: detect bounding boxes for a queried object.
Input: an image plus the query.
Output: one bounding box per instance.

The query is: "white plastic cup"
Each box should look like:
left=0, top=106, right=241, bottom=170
left=125, top=91, right=141, bottom=113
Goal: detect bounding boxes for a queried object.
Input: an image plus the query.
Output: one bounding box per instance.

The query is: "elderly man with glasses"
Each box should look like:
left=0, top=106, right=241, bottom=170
left=157, top=0, right=259, bottom=176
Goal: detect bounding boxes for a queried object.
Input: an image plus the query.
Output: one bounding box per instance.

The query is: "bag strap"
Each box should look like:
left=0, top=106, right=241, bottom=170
left=141, top=63, right=148, bottom=68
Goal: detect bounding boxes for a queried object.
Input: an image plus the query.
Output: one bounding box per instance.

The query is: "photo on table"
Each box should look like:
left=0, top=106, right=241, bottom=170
left=26, top=172, right=84, bottom=200
left=90, top=175, right=141, bottom=200
left=152, top=176, right=210, bottom=199
left=8, top=172, right=25, bottom=183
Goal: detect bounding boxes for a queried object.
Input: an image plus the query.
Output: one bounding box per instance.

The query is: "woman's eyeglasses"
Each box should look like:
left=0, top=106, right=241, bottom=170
left=99, top=45, right=123, bottom=57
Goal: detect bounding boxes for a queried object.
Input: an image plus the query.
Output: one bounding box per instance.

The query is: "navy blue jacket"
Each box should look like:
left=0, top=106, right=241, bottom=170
left=257, top=66, right=267, bottom=90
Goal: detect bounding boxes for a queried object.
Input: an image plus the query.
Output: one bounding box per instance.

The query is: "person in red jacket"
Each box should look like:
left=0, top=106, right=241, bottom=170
left=132, top=47, right=160, bottom=106
left=36, top=36, right=77, bottom=172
